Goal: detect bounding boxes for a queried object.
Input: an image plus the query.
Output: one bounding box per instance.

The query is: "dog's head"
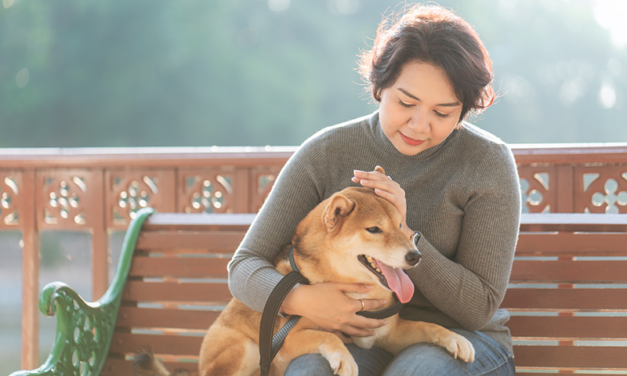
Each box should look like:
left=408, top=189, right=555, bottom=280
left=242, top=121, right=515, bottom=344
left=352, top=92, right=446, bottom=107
left=294, top=186, right=421, bottom=303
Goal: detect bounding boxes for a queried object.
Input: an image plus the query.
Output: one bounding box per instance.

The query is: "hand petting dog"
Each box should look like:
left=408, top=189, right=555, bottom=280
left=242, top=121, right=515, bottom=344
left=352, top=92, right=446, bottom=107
left=352, top=166, right=415, bottom=240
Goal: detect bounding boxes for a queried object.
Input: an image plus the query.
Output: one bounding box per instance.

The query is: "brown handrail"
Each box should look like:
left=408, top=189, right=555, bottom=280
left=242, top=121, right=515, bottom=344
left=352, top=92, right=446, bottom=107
left=3, top=143, right=627, bottom=166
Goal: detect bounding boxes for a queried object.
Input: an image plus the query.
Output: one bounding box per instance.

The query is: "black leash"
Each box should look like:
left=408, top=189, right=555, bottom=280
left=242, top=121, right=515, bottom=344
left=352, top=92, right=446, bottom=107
left=258, top=246, right=404, bottom=375
left=259, top=247, right=309, bottom=376
left=357, top=297, right=404, bottom=319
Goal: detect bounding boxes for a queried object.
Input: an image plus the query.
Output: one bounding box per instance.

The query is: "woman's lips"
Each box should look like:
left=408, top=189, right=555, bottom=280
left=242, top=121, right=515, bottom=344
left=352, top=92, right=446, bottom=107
left=400, top=132, right=424, bottom=146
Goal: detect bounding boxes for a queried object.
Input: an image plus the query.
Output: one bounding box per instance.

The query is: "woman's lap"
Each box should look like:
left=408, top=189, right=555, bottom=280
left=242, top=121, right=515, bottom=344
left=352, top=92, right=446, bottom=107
left=284, top=329, right=515, bottom=376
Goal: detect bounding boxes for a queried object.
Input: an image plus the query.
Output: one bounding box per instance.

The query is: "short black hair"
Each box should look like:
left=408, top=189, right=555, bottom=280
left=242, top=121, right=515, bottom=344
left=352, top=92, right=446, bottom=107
left=358, top=4, right=495, bottom=122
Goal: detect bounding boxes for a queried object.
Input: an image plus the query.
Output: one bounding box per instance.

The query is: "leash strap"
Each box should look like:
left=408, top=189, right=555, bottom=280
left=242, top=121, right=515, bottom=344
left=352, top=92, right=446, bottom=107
left=357, top=297, right=404, bottom=319
left=259, top=270, right=309, bottom=376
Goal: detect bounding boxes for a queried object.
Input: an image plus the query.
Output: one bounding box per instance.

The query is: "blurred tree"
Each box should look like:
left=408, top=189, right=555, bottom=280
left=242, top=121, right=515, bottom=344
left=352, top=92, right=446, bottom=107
left=0, top=0, right=625, bottom=147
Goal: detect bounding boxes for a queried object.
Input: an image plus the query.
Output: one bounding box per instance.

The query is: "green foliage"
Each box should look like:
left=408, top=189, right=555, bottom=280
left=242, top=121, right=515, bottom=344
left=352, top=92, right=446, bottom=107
left=0, top=0, right=625, bottom=147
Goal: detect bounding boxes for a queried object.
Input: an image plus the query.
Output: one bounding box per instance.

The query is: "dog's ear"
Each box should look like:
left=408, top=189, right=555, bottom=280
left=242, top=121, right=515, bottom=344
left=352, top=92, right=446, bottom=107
left=323, top=194, right=355, bottom=231
left=374, top=165, right=386, bottom=175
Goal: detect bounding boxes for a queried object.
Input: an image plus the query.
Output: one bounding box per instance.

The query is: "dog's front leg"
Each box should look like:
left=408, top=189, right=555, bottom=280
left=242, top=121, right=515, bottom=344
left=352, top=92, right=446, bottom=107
left=278, top=329, right=358, bottom=376
left=381, top=320, right=475, bottom=362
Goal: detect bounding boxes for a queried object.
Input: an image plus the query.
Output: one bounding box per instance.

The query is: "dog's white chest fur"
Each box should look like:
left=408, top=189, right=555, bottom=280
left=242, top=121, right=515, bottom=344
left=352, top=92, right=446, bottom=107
left=352, top=322, right=392, bottom=349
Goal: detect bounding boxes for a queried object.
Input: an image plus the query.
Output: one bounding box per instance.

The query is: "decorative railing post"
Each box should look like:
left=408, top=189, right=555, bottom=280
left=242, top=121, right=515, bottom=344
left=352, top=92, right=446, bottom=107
left=90, top=168, right=108, bottom=300
left=555, top=165, right=575, bottom=213
left=21, top=169, right=40, bottom=371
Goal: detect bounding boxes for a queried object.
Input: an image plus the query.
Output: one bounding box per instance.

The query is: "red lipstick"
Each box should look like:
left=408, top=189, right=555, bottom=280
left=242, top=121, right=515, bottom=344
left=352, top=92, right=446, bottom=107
left=400, top=132, right=424, bottom=146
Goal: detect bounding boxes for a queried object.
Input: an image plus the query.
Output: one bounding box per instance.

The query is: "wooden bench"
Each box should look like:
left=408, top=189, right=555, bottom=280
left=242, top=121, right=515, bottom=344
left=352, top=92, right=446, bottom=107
left=10, top=209, right=627, bottom=375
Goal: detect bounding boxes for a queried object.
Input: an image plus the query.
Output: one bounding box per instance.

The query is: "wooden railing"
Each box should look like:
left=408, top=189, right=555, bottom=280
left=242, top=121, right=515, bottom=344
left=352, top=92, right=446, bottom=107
left=2, top=143, right=627, bottom=370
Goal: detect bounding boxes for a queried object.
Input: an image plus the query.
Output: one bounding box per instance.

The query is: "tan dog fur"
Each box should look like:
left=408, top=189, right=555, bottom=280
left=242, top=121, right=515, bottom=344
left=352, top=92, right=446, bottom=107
left=136, top=182, right=475, bottom=376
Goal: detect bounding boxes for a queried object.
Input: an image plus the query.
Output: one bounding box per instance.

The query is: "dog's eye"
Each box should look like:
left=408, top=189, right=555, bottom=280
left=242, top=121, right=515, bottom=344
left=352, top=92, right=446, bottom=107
left=366, top=227, right=382, bottom=234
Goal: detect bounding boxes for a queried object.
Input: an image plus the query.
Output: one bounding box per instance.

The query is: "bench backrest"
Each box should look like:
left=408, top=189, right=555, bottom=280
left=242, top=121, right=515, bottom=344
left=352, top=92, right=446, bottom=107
left=503, top=213, right=627, bottom=374
left=100, top=212, right=627, bottom=375
left=101, top=213, right=253, bottom=375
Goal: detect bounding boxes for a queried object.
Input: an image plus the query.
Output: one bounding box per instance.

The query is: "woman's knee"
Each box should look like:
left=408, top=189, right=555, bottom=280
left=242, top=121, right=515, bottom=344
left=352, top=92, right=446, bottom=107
left=284, top=345, right=393, bottom=376
left=284, top=353, right=335, bottom=376
left=382, top=344, right=465, bottom=375
left=382, top=330, right=515, bottom=376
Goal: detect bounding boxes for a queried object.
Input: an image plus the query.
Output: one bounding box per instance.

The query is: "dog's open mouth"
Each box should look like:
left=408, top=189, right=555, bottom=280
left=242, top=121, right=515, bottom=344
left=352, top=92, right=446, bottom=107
left=358, top=255, right=415, bottom=304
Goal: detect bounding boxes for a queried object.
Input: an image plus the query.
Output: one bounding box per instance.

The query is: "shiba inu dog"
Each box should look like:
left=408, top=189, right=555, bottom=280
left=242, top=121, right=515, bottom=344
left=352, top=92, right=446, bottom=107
left=135, top=179, right=474, bottom=376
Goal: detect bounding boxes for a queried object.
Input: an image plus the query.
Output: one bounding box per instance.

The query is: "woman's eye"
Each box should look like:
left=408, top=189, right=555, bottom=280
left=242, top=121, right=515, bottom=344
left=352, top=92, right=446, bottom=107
left=366, top=227, right=382, bottom=234
left=398, top=100, right=413, bottom=108
left=434, top=111, right=450, bottom=118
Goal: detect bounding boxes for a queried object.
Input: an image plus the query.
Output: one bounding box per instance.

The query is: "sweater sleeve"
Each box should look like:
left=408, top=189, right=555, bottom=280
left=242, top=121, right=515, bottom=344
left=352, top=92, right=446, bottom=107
left=408, top=143, right=521, bottom=330
left=227, top=132, right=329, bottom=312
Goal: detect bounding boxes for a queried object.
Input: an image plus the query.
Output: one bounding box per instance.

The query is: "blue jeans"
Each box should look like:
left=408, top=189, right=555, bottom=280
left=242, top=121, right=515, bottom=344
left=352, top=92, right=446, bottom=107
left=284, top=329, right=515, bottom=376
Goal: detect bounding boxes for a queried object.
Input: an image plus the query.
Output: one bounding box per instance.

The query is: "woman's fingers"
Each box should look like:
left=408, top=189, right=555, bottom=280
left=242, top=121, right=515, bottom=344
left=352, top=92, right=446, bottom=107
left=353, top=169, right=407, bottom=220
left=353, top=171, right=399, bottom=194
left=340, top=325, right=376, bottom=337
left=353, top=169, right=390, bottom=182
left=282, top=282, right=388, bottom=337
left=338, top=282, right=380, bottom=294
left=338, top=283, right=388, bottom=314
left=359, top=297, right=388, bottom=312
left=332, top=331, right=354, bottom=344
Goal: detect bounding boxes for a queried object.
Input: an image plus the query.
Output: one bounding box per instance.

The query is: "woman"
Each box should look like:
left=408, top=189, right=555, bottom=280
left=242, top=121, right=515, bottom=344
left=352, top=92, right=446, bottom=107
left=228, top=3, right=520, bottom=375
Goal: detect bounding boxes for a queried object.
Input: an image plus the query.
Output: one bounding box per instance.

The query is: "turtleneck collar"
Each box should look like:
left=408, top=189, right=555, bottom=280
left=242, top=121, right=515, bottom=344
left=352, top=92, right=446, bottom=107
left=368, top=111, right=459, bottom=161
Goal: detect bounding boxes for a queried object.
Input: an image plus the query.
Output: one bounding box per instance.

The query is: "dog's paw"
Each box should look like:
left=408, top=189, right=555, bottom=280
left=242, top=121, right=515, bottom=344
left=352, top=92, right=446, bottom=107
left=319, top=344, right=358, bottom=376
left=441, top=333, right=475, bottom=363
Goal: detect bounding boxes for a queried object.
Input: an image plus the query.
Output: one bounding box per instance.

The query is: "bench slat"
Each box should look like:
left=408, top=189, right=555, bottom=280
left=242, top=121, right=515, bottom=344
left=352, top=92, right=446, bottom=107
left=142, top=212, right=255, bottom=232
left=502, top=288, right=627, bottom=310
left=516, top=233, right=627, bottom=256
left=129, top=257, right=230, bottom=278
left=136, top=230, right=246, bottom=252
left=102, top=358, right=198, bottom=376
left=116, top=307, right=220, bottom=330
left=109, top=332, right=203, bottom=356
left=510, top=260, right=627, bottom=283
left=508, top=316, right=627, bottom=339
left=513, top=345, right=627, bottom=367
left=123, top=281, right=231, bottom=302
left=519, top=213, right=627, bottom=232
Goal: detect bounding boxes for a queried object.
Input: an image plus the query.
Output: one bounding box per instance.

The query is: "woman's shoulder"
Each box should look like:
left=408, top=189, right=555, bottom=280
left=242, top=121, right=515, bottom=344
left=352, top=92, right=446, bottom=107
left=301, top=112, right=377, bottom=147
left=285, top=112, right=377, bottom=171
left=449, top=123, right=518, bottom=186
left=456, top=122, right=514, bottom=163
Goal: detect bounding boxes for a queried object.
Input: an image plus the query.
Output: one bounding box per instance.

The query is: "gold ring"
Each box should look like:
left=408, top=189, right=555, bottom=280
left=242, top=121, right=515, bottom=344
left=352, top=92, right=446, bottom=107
left=359, top=299, right=365, bottom=312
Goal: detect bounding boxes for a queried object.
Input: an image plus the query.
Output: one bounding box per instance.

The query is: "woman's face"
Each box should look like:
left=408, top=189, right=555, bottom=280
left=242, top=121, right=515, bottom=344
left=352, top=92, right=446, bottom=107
left=379, top=62, right=463, bottom=156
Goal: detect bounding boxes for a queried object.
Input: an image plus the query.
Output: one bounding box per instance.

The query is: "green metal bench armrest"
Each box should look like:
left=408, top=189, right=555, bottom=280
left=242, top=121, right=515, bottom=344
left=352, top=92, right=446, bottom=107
left=10, top=207, right=155, bottom=376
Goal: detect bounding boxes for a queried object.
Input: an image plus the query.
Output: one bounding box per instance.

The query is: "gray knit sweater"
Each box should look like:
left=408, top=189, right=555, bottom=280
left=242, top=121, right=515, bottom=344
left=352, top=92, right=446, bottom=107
left=228, top=111, right=521, bottom=353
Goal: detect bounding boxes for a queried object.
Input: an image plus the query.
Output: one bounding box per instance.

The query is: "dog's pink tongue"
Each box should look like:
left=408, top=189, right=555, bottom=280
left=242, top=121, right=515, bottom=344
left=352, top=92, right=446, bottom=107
left=375, top=259, right=415, bottom=304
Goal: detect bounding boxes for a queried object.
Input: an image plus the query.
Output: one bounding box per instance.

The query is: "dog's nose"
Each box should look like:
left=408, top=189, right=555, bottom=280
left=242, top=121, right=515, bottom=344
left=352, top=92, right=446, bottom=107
left=405, top=250, right=421, bottom=266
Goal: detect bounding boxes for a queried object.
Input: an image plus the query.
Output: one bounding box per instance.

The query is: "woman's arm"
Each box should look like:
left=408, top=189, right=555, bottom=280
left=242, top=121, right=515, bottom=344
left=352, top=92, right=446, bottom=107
left=354, top=144, right=521, bottom=330
left=227, top=137, right=326, bottom=312
left=227, top=131, right=388, bottom=335
left=409, top=145, right=521, bottom=330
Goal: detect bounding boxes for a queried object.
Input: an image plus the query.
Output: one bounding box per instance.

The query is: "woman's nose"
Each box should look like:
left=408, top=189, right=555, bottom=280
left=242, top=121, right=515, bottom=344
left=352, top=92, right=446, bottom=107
left=408, top=111, right=430, bottom=132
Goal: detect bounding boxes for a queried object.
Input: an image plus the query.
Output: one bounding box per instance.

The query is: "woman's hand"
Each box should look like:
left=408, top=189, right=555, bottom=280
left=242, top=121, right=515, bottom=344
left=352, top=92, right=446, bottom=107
left=352, top=166, right=414, bottom=237
left=280, top=282, right=387, bottom=337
